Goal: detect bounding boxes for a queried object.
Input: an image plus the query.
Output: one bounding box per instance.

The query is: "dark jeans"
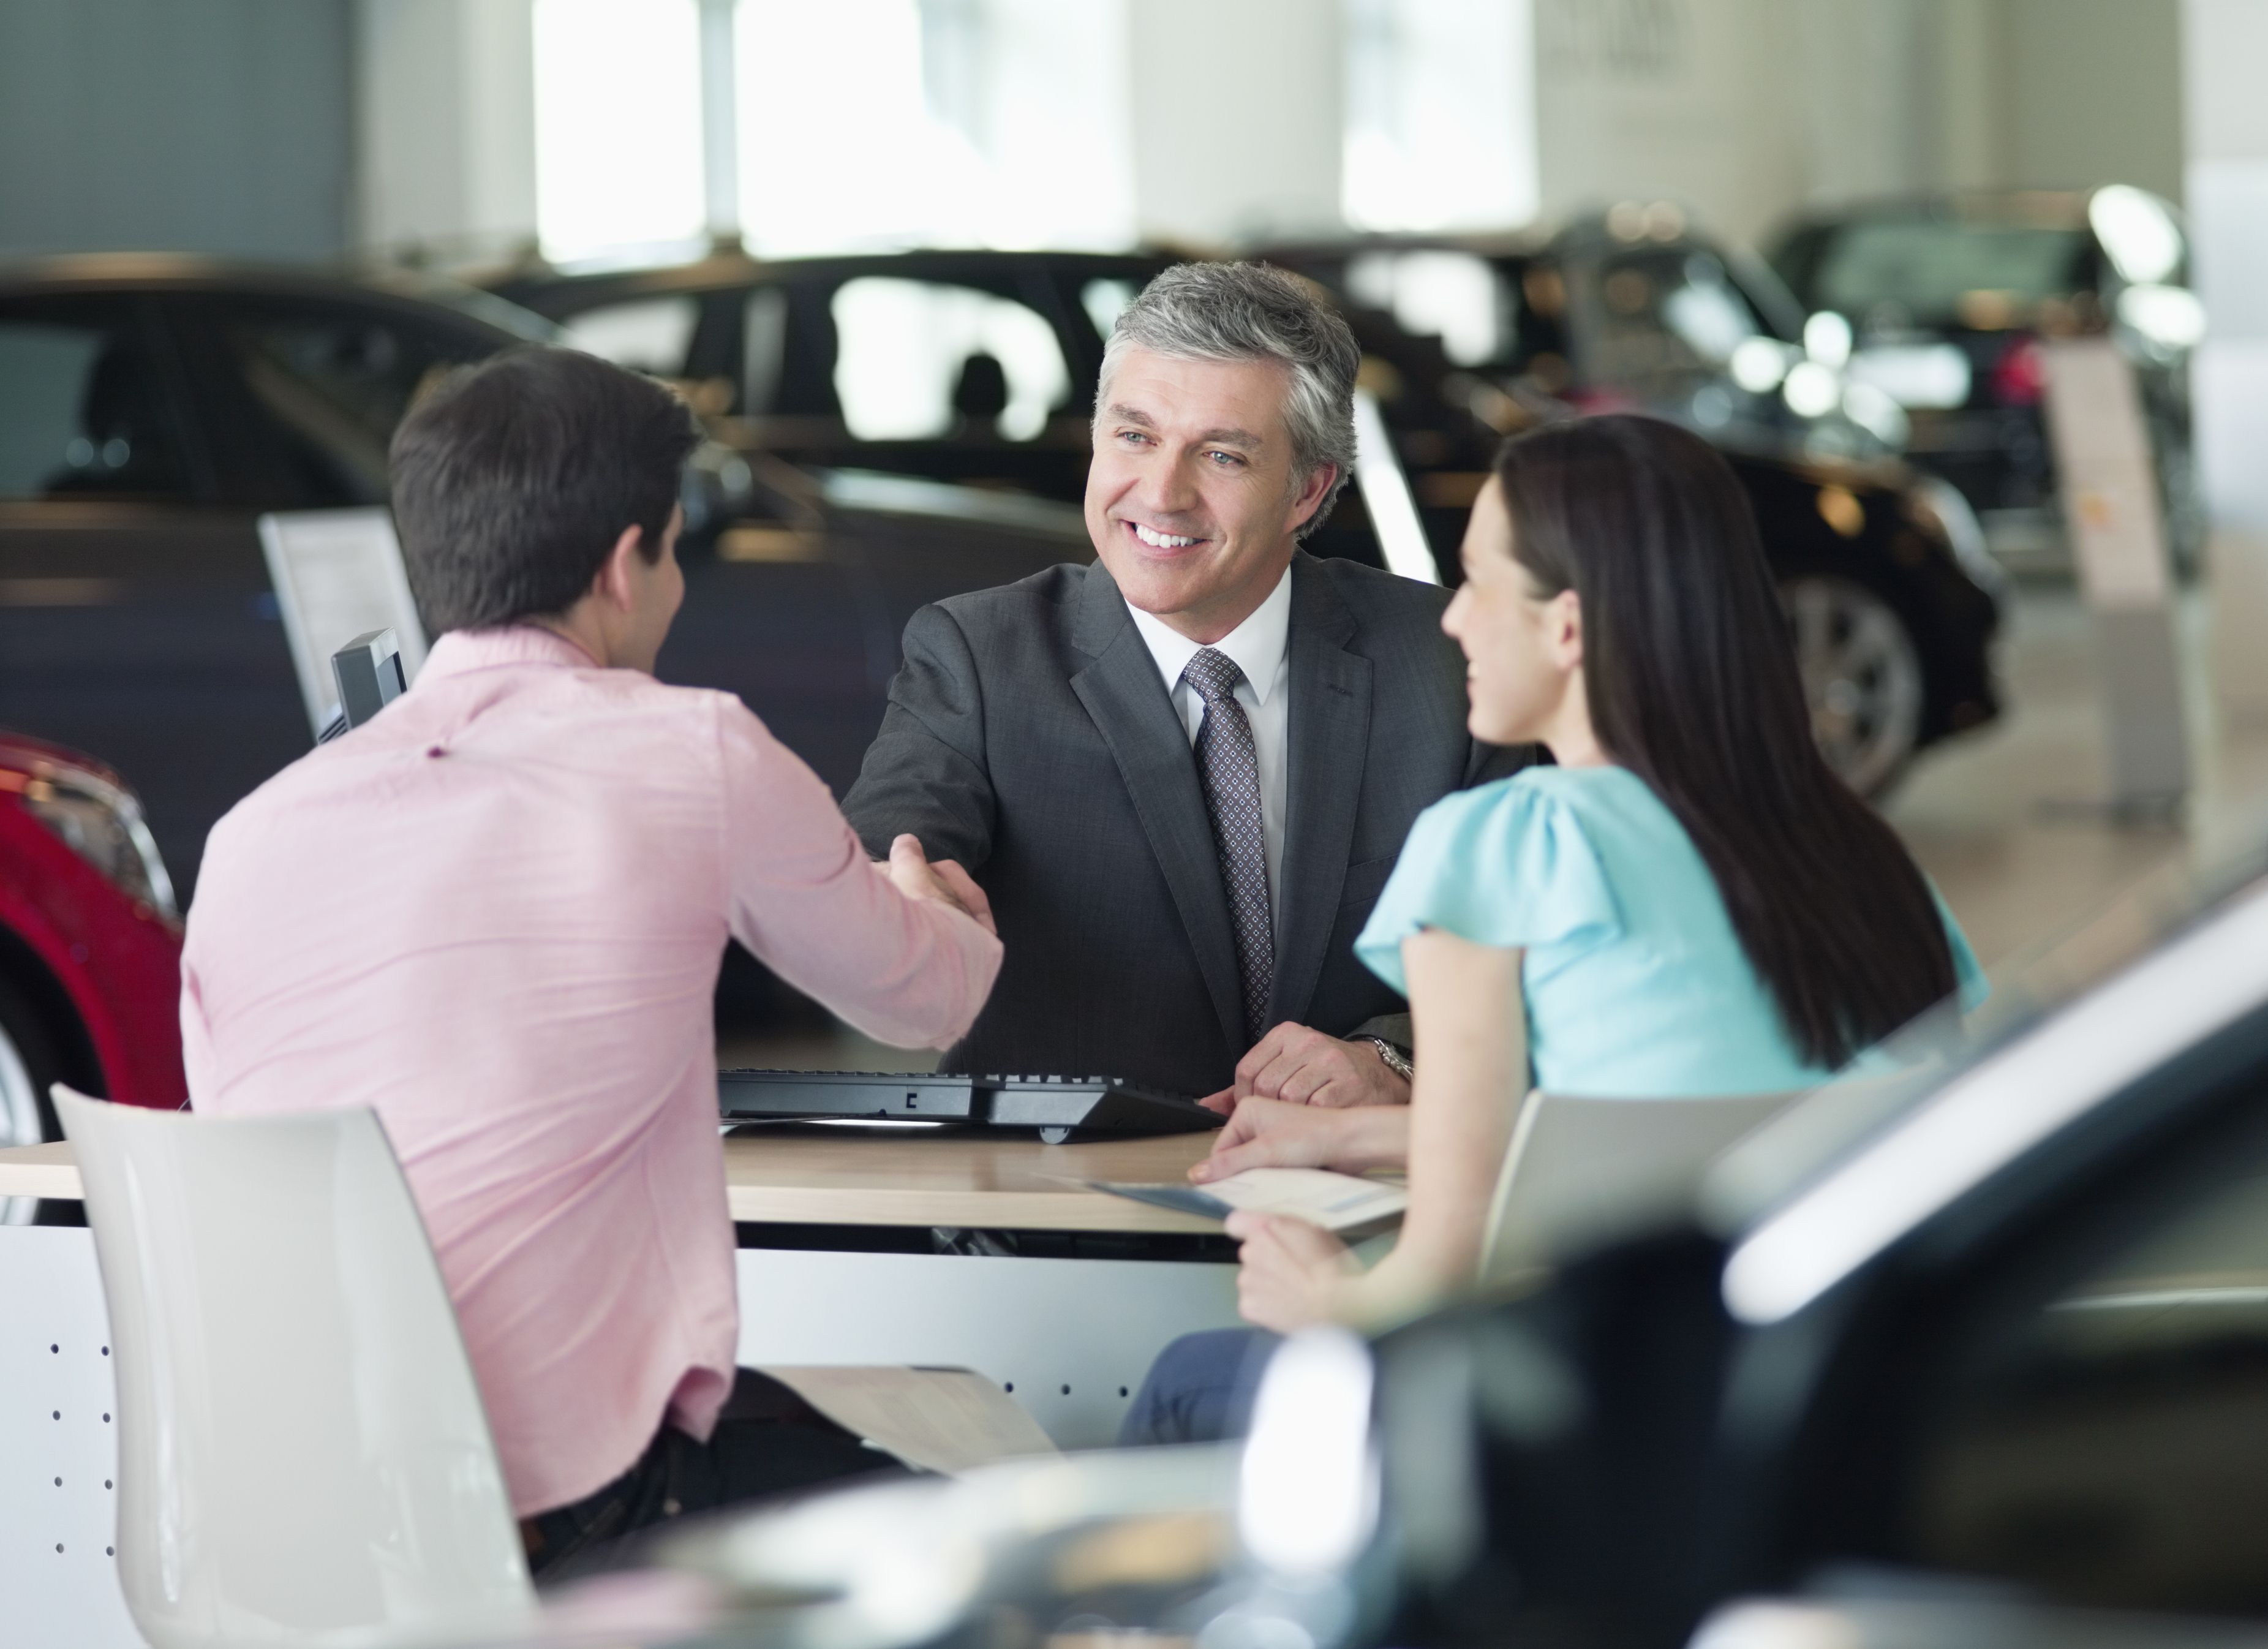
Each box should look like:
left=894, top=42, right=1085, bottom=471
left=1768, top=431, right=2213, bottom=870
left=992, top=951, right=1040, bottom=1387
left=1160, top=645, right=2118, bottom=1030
left=523, top=1368, right=910, bottom=1580
left=1117, top=1327, right=1282, bottom=1447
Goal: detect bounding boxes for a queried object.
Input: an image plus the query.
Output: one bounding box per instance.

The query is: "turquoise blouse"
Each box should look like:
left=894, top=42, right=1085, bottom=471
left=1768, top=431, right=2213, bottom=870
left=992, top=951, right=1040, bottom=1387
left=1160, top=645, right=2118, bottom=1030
left=1353, top=766, right=1984, bottom=1099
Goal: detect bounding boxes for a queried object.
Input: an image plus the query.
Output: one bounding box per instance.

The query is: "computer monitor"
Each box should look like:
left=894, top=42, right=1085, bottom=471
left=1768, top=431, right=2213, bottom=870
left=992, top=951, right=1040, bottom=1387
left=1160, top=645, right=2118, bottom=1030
left=258, top=508, right=429, bottom=739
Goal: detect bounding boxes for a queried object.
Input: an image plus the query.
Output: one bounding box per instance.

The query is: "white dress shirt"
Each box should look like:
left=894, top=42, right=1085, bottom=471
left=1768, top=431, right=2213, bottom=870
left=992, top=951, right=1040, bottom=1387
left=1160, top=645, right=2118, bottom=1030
left=1124, top=566, right=1293, bottom=932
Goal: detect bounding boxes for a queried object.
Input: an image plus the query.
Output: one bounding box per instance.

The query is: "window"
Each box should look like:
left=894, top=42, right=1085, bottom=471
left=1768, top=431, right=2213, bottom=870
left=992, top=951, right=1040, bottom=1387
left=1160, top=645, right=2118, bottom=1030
left=1343, top=0, right=1539, bottom=233
left=533, top=0, right=706, bottom=261
left=1345, top=250, right=1510, bottom=368
left=1588, top=250, right=1772, bottom=389
left=558, top=296, right=701, bottom=376
left=1905, top=1099, right=2268, bottom=1612
left=0, top=314, right=190, bottom=502
left=829, top=278, right=1068, bottom=442
left=221, top=312, right=470, bottom=505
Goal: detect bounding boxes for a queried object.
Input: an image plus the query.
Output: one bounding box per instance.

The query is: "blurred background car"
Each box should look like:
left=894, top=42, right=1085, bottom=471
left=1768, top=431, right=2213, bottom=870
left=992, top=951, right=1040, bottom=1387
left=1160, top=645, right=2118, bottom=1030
left=0, top=257, right=1093, bottom=906
left=1257, top=208, right=1910, bottom=464
left=1766, top=188, right=2204, bottom=575
left=0, top=732, right=184, bottom=1190
left=502, top=240, right=2002, bottom=796
left=1346, top=847, right=2268, bottom=1648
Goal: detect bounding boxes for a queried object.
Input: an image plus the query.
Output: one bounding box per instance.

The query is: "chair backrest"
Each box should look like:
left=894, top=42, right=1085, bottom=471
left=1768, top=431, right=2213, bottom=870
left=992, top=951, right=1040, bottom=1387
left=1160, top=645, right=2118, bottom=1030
left=1480, top=1089, right=1808, bottom=1285
left=55, top=1087, right=533, bottom=1649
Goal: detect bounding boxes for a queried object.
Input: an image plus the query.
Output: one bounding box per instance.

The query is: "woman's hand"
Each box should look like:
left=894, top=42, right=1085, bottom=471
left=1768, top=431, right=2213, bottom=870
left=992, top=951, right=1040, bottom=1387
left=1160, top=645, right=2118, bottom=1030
left=1226, top=1211, right=1362, bottom=1332
left=1191, top=1098, right=1409, bottom=1183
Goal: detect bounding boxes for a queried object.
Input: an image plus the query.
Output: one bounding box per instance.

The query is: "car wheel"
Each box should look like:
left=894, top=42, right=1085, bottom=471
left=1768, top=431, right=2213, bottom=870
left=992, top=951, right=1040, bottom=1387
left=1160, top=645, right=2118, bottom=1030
left=1781, top=575, right=1926, bottom=799
left=0, top=976, right=66, bottom=1226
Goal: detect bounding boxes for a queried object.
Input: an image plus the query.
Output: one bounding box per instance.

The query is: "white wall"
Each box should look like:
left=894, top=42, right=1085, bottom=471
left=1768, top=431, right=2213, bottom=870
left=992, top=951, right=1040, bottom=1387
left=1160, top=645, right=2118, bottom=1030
left=1529, top=0, right=2182, bottom=254
left=1126, top=0, right=1343, bottom=247
left=0, top=0, right=351, bottom=260
left=355, top=0, right=538, bottom=263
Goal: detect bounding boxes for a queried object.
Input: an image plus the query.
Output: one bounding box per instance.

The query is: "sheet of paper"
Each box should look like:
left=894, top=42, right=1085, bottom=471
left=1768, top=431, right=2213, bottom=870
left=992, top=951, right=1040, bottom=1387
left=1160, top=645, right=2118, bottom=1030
left=758, top=1366, right=1058, bottom=1474
left=1091, top=1168, right=1407, bottom=1232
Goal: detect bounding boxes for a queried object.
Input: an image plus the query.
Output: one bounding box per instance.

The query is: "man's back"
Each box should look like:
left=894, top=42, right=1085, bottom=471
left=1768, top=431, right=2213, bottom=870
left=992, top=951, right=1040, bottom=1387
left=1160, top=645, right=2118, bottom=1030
left=843, top=552, right=1518, bottom=1098
left=186, top=627, right=998, bottom=1515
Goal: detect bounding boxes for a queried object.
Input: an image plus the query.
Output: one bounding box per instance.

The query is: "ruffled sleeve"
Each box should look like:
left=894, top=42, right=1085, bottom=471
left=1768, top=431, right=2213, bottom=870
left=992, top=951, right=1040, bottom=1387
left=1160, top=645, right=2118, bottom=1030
left=1354, top=775, right=1622, bottom=995
left=1935, top=888, right=1989, bottom=1011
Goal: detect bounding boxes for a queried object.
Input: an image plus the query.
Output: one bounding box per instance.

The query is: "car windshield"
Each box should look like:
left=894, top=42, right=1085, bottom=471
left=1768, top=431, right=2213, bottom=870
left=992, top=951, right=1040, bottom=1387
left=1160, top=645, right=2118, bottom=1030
left=1709, top=837, right=2268, bottom=1240
left=1805, top=219, right=2093, bottom=326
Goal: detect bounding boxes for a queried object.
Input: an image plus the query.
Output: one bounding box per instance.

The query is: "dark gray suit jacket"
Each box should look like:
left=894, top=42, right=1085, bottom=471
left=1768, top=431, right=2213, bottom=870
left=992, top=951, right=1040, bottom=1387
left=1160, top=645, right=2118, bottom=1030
left=842, top=552, right=1530, bottom=1096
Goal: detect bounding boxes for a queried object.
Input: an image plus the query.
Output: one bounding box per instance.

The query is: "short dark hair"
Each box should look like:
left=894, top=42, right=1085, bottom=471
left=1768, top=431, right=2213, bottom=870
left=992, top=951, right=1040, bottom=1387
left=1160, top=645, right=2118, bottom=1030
left=390, top=347, right=698, bottom=633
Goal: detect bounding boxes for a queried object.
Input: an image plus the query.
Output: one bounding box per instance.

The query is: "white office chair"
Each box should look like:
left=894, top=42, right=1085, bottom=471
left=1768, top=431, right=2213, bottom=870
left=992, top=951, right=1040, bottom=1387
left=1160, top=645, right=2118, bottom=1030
left=54, top=1087, right=534, bottom=1649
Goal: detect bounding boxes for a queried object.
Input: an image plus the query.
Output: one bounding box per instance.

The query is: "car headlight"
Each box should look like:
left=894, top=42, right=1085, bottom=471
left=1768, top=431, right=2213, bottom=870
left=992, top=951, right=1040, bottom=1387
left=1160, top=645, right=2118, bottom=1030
left=15, top=760, right=177, bottom=919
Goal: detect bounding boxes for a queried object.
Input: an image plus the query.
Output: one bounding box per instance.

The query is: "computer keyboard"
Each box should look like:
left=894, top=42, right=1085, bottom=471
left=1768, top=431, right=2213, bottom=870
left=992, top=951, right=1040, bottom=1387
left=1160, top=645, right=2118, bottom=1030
left=717, top=1070, right=1221, bottom=1144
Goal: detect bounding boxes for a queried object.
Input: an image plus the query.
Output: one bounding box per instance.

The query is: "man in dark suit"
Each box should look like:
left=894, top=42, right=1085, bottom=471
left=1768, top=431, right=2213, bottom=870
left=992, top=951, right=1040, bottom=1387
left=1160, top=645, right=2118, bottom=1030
left=844, top=263, right=1526, bottom=1107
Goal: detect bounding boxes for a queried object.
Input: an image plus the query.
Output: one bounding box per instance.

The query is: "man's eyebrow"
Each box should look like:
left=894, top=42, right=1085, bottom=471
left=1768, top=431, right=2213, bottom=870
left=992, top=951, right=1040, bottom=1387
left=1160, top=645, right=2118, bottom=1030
left=1195, top=426, right=1265, bottom=449
left=1104, top=403, right=1157, bottom=428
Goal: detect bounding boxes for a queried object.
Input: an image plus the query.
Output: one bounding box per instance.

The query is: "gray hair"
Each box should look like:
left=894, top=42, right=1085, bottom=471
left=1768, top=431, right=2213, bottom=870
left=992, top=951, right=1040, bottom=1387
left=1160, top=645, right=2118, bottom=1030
left=1098, top=262, right=1360, bottom=538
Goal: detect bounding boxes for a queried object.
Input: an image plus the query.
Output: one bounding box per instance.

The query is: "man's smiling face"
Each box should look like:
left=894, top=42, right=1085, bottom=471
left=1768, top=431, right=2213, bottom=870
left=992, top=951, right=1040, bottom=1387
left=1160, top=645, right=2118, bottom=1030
left=1085, top=345, right=1336, bottom=644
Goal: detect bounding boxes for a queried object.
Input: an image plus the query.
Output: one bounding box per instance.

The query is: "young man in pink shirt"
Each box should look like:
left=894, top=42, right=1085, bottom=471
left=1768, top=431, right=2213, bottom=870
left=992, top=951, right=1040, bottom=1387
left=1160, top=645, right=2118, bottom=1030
left=181, top=349, right=1002, bottom=1572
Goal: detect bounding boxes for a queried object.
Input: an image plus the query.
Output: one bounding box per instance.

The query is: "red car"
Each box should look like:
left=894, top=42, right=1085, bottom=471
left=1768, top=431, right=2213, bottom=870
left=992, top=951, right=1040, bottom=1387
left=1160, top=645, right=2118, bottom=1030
left=0, top=733, right=185, bottom=1182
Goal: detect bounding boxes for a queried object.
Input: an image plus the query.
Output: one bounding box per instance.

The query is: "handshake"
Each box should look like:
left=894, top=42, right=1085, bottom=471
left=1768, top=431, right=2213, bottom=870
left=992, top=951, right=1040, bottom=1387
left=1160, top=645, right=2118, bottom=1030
left=883, top=833, right=995, bottom=937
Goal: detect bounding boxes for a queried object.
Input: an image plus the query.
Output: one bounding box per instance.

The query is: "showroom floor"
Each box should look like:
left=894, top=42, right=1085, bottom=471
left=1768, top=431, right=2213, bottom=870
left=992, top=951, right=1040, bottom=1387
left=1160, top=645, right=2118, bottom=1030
left=1886, top=579, right=2268, bottom=971
left=720, top=579, right=2268, bottom=1071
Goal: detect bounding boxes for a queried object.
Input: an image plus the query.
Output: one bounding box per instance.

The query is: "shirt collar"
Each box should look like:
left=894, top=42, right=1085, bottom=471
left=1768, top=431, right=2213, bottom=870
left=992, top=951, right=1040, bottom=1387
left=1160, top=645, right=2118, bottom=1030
left=1123, top=564, right=1293, bottom=705
left=418, top=625, right=602, bottom=683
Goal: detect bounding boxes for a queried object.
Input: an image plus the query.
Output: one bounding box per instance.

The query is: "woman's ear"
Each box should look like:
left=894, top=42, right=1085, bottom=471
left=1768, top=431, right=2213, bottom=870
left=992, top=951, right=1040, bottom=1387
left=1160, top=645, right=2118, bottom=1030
left=1550, top=588, right=1584, bottom=671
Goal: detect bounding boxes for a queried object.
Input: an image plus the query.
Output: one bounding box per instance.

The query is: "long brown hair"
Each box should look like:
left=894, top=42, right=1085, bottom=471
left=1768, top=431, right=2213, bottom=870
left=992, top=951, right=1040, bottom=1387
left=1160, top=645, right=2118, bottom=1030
left=1493, top=415, right=1955, bottom=1067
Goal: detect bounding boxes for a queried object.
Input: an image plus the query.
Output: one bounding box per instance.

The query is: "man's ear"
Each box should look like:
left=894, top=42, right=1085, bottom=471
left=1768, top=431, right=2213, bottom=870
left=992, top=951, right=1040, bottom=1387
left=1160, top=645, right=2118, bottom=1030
left=1287, top=462, right=1338, bottom=534
left=592, top=524, right=646, bottom=611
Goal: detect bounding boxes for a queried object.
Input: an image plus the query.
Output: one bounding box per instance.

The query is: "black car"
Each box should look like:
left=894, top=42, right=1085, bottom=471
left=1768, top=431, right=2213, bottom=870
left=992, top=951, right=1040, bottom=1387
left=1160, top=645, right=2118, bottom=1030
left=497, top=242, right=2000, bottom=796
left=1332, top=848, right=2268, bottom=1647
left=1260, top=225, right=2002, bottom=796
left=0, top=257, right=1091, bottom=901
left=1767, top=189, right=2204, bottom=573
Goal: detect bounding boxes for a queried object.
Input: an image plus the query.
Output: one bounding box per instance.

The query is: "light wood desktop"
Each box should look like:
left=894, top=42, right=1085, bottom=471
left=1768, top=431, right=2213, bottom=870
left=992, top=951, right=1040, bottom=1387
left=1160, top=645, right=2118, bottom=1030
left=0, top=1129, right=1226, bottom=1234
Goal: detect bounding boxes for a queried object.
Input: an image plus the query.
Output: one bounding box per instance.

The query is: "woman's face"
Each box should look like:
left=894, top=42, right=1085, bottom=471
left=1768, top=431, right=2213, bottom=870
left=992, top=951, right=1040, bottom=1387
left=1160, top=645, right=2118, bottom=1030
left=1442, top=478, right=1584, bottom=748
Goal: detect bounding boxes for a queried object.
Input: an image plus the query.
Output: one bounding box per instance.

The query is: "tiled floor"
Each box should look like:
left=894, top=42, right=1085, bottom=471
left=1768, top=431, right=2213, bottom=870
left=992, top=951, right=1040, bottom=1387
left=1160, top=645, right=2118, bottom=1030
left=721, top=579, right=2268, bottom=1069
left=1886, top=582, right=2268, bottom=971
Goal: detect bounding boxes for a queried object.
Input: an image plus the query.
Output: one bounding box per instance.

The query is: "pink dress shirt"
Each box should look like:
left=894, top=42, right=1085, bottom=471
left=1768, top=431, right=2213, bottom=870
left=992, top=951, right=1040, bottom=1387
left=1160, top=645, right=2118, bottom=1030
left=181, top=627, right=1001, bottom=1516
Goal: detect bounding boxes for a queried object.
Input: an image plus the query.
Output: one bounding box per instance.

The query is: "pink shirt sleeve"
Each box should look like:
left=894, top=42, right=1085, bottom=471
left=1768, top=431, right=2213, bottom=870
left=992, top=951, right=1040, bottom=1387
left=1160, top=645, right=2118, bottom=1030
left=717, top=698, right=1002, bottom=1049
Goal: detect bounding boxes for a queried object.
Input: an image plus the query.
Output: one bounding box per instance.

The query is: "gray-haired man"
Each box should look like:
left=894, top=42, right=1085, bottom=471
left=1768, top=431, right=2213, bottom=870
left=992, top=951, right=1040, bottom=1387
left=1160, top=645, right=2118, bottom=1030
left=843, top=263, right=1528, bottom=1108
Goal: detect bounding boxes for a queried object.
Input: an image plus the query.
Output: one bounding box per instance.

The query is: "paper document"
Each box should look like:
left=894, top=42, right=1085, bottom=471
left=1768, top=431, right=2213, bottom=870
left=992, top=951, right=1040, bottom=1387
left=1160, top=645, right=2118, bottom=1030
left=1092, top=1168, right=1407, bottom=1232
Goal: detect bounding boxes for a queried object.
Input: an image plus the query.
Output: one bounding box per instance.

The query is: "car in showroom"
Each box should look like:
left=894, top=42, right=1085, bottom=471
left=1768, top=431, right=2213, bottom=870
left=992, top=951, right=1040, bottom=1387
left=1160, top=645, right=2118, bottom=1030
left=1766, top=187, right=2204, bottom=573
left=495, top=241, right=2001, bottom=796
left=0, top=256, right=1099, bottom=909
left=0, top=731, right=185, bottom=1206
left=1333, top=844, right=2268, bottom=1647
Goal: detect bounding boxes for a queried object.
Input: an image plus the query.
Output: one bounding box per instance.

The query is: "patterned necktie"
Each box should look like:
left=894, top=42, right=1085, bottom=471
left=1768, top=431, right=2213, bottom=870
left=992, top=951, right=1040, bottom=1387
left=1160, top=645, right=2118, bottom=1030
left=1182, top=647, right=1274, bottom=1045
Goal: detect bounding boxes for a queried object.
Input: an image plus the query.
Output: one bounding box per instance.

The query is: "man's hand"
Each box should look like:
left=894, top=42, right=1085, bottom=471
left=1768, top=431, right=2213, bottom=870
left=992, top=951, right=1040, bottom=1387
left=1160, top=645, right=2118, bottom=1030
left=1224, top=1210, right=1361, bottom=1334
left=1197, top=1021, right=1411, bottom=1114
left=886, top=834, right=997, bottom=937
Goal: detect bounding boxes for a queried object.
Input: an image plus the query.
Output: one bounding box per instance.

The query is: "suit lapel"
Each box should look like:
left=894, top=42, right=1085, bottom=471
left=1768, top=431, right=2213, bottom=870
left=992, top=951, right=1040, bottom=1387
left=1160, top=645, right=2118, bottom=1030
left=1068, top=564, right=1249, bottom=1057
left=1269, top=554, right=1372, bottom=1031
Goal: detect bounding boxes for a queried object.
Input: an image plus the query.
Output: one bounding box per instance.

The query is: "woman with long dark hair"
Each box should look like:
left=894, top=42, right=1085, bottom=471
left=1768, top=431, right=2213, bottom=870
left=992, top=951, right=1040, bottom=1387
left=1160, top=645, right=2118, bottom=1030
left=1215, top=413, right=1981, bottom=1332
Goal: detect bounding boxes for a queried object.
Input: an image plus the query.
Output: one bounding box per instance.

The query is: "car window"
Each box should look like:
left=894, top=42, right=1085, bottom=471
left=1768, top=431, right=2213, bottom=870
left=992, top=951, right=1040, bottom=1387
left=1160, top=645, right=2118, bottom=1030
left=218, top=308, right=476, bottom=505
left=1811, top=222, right=2093, bottom=327
left=1905, top=1092, right=2268, bottom=1611
left=829, top=277, right=1070, bottom=442
left=0, top=310, right=191, bottom=501
left=1345, top=250, right=1508, bottom=368
left=558, top=295, right=699, bottom=375
left=1588, top=249, right=1772, bottom=387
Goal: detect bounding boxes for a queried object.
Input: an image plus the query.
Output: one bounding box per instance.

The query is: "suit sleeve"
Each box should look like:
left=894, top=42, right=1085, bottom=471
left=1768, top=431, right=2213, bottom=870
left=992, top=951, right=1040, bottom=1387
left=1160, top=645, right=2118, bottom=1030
left=840, top=603, right=1000, bottom=874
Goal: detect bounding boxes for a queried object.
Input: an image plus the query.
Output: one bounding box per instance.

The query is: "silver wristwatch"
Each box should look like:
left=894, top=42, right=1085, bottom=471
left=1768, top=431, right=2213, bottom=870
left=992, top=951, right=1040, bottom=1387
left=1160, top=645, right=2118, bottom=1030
left=1357, top=1035, right=1414, bottom=1083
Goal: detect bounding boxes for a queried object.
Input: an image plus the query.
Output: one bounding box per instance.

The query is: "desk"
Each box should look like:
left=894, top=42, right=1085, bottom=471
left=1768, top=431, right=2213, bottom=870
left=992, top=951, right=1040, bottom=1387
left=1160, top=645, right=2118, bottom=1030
left=0, top=1130, right=1243, bottom=1648
left=0, top=1131, right=1225, bottom=1232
